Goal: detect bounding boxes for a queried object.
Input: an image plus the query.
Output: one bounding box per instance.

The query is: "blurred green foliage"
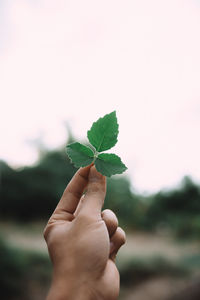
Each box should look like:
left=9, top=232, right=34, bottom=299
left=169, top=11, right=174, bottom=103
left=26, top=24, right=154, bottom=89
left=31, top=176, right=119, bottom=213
left=0, top=142, right=200, bottom=238
left=0, top=237, right=25, bottom=297
left=0, top=150, right=76, bottom=220
left=0, top=236, right=51, bottom=299
left=0, top=236, right=190, bottom=300
left=118, top=256, right=189, bottom=287
left=144, top=177, right=200, bottom=238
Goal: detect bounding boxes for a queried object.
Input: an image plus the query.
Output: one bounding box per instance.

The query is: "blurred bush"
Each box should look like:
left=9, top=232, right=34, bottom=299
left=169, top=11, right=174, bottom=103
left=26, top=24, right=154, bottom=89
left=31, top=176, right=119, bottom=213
left=0, top=237, right=25, bottom=297
left=0, top=144, right=139, bottom=227
left=105, top=176, right=142, bottom=228
left=0, top=149, right=76, bottom=220
left=143, top=177, right=200, bottom=238
left=118, top=256, right=189, bottom=287
left=0, top=236, right=51, bottom=299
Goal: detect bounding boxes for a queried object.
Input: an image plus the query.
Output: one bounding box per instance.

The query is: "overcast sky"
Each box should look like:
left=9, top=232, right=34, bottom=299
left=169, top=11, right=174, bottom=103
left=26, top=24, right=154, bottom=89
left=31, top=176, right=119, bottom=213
left=0, top=0, right=200, bottom=192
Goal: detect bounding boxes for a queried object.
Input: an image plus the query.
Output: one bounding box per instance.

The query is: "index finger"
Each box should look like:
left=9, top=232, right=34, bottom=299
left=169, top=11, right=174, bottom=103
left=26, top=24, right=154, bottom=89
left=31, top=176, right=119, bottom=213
left=54, top=164, right=91, bottom=218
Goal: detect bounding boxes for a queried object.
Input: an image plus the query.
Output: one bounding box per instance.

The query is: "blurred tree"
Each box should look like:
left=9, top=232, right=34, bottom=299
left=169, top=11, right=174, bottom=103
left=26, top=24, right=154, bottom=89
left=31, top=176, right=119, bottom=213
left=0, top=236, right=51, bottom=299
left=105, top=176, right=141, bottom=228
left=144, top=176, right=200, bottom=237
left=0, top=147, right=76, bottom=220
left=0, top=148, right=140, bottom=227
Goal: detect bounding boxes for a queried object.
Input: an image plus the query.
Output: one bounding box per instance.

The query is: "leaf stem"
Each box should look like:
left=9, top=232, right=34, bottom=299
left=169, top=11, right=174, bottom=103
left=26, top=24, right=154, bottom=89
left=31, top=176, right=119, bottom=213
left=89, top=143, right=96, bottom=153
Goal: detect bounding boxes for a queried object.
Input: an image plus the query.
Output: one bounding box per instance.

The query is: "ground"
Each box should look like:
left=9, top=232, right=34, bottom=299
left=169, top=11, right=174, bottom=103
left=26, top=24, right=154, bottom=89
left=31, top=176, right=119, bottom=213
left=1, top=221, right=200, bottom=300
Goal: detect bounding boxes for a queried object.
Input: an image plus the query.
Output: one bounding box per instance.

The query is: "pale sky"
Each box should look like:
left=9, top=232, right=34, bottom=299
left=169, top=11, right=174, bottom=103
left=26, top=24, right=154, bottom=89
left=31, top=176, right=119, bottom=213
left=0, top=0, right=200, bottom=192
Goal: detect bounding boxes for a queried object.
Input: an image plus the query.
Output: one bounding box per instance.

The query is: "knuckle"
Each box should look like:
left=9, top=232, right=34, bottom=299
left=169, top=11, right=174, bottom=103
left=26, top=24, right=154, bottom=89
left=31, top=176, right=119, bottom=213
left=117, top=227, right=126, bottom=245
left=43, top=223, right=54, bottom=242
left=102, top=208, right=114, bottom=216
left=102, top=209, right=118, bottom=225
left=88, top=181, right=105, bottom=194
left=43, top=226, right=49, bottom=241
left=77, top=212, right=95, bottom=224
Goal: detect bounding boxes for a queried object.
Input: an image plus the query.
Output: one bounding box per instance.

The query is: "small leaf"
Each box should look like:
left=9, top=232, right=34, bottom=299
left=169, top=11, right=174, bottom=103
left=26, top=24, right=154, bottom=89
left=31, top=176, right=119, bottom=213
left=87, top=111, right=119, bottom=152
left=66, top=142, right=94, bottom=168
left=95, top=153, right=127, bottom=177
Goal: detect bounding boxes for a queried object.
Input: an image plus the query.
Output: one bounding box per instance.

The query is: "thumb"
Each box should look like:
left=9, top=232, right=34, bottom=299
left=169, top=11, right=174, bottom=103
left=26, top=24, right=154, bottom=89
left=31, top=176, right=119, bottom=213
left=79, top=166, right=106, bottom=217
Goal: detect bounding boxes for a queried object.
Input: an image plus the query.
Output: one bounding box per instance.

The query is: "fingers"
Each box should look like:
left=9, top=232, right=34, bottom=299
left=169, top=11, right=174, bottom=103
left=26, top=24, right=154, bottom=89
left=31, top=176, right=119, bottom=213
left=79, top=166, right=106, bottom=217
left=101, top=209, right=118, bottom=237
left=54, top=165, right=91, bottom=220
left=110, top=227, right=126, bottom=261
left=101, top=208, right=126, bottom=261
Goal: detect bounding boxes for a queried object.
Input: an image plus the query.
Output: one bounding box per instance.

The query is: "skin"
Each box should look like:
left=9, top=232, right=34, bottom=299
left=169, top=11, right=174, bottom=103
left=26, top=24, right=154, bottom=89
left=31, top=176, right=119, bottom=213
left=44, top=165, right=126, bottom=300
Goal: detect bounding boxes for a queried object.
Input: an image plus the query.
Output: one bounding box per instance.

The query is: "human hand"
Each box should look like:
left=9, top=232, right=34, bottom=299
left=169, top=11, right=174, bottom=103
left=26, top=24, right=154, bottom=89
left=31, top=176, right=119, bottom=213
left=44, top=165, right=126, bottom=300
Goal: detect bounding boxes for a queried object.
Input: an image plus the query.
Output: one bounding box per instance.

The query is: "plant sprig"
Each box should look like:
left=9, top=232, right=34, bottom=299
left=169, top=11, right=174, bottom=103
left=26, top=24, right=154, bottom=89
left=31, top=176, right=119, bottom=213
left=66, top=111, right=127, bottom=177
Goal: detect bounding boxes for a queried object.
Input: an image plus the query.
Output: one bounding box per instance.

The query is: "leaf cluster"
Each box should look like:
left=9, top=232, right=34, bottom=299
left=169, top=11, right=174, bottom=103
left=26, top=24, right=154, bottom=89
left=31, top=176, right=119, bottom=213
left=66, top=111, right=127, bottom=177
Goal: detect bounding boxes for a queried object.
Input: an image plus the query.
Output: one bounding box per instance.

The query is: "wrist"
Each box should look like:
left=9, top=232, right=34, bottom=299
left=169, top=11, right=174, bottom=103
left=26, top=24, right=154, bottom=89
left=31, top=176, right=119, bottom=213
left=47, top=273, right=95, bottom=300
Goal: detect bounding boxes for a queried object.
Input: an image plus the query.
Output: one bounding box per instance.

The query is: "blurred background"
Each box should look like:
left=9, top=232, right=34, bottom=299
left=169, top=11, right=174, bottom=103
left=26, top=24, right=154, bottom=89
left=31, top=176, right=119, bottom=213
left=0, top=1, right=200, bottom=299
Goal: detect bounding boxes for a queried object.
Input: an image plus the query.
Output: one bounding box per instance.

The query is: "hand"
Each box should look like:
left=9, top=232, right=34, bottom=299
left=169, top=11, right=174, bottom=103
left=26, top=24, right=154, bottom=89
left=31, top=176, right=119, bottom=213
left=44, top=165, right=126, bottom=300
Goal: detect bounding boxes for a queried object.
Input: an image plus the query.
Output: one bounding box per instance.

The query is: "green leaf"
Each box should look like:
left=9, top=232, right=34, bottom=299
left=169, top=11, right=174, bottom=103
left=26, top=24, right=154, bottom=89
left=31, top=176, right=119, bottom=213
left=87, top=111, right=119, bottom=152
left=95, top=153, right=127, bottom=177
left=66, top=142, right=94, bottom=168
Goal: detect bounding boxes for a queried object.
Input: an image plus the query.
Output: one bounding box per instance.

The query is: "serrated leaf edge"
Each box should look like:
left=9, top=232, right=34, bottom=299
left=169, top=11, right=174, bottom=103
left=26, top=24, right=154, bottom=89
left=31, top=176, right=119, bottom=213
left=95, top=153, right=128, bottom=176
left=66, top=142, right=95, bottom=168
left=87, top=111, right=119, bottom=152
